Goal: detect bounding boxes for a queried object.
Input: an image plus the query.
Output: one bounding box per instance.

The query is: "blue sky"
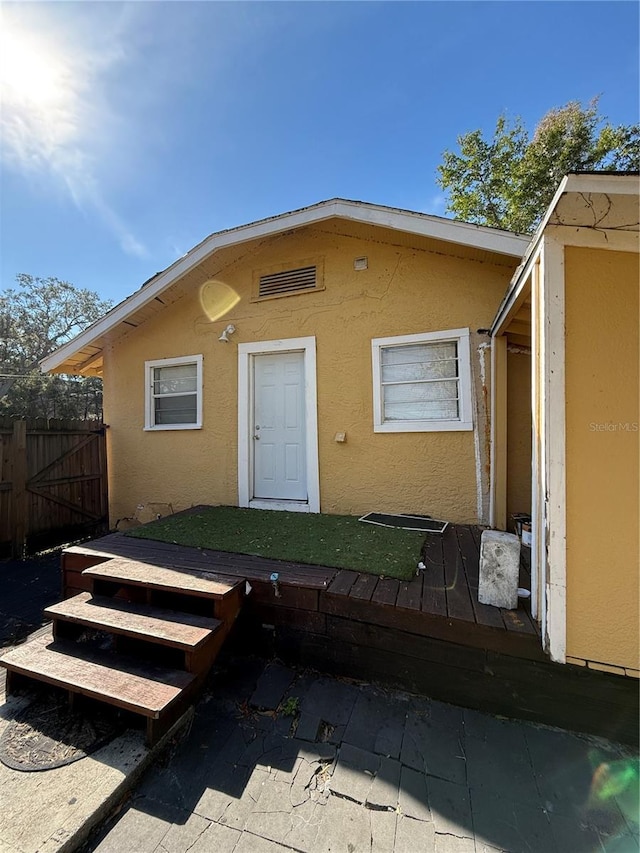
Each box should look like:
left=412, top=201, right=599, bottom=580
left=1, top=1, right=638, bottom=305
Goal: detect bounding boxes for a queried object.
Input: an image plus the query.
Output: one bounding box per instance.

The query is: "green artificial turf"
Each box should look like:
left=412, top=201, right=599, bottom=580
left=127, top=506, right=424, bottom=581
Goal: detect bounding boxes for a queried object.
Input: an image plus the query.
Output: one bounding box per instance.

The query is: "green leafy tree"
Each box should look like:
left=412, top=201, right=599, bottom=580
left=0, top=274, right=112, bottom=419
left=437, top=99, right=640, bottom=233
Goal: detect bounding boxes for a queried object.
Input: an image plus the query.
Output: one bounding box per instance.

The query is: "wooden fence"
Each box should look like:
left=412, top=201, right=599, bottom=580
left=0, top=417, right=108, bottom=558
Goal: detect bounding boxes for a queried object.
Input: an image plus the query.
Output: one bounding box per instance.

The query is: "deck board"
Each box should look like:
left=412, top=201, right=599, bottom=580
left=84, top=558, right=242, bottom=599
left=501, top=607, right=538, bottom=635
left=46, top=593, right=221, bottom=650
left=1, top=631, right=193, bottom=717
left=396, top=577, right=422, bottom=611
left=420, top=536, right=447, bottom=616
left=442, top=527, right=475, bottom=622
left=455, top=526, right=505, bottom=630
left=371, top=578, right=399, bottom=606
left=348, top=574, right=379, bottom=602
left=66, top=533, right=336, bottom=589
left=327, top=570, right=359, bottom=597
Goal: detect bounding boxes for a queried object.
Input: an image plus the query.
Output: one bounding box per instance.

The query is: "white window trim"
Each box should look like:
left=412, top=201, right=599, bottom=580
left=144, top=354, right=203, bottom=431
left=372, top=328, right=473, bottom=433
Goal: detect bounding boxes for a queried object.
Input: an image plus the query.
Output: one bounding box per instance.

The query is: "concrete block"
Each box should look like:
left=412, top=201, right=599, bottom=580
left=478, top=530, right=520, bottom=610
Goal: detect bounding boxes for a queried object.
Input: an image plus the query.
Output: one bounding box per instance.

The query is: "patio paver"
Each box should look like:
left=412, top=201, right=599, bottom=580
left=85, top=658, right=639, bottom=853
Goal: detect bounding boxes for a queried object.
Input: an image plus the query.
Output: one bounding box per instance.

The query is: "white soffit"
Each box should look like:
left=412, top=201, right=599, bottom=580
left=41, top=198, right=530, bottom=374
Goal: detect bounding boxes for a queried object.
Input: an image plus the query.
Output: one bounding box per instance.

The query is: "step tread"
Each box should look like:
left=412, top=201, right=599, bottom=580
left=1, top=631, right=194, bottom=718
left=83, top=557, right=243, bottom=599
left=45, top=593, right=222, bottom=650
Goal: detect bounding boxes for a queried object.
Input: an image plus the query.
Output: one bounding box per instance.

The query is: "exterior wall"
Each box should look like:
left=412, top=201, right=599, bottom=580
left=103, top=224, right=514, bottom=526
left=564, top=246, right=639, bottom=671
left=506, top=348, right=532, bottom=521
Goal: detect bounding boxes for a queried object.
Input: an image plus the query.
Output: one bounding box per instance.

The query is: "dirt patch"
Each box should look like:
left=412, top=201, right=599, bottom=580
left=0, top=690, right=123, bottom=771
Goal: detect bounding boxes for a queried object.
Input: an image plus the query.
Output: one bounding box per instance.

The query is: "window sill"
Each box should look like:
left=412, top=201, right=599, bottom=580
left=374, top=420, right=473, bottom=433
left=143, top=423, right=202, bottom=432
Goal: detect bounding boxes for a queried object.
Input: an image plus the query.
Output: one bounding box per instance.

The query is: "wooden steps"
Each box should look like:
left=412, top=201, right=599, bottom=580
left=84, top=558, right=241, bottom=599
left=3, top=632, right=194, bottom=718
left=46, top=593, right=222, bottom=651
left=1, top=556, right=246, bottom=745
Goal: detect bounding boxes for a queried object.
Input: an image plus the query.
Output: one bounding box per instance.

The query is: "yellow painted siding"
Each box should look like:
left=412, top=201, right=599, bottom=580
left=103, top=225, right=514, bottom=526
left=506, top=349, right=532, bottom=520
left=564, top=247, right=640, bottom=671
left=491, top=336, right=508, bottom=530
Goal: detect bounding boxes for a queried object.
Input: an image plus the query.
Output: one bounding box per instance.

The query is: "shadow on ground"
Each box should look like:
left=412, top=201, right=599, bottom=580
left=86, top=656, right=639, bottom=853
left=0, top=551, right=62, bottom=648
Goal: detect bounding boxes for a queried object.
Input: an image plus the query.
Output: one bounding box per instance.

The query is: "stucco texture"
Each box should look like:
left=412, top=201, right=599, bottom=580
left=564, top=246, right=639, bottom=670
left=103, top=223, right=515, bottom=527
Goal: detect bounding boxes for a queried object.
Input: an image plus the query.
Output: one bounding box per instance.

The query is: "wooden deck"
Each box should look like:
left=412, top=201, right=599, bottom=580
left=326, top=525, right=537, bottom=637
left=60, top=525, right=640, bottom=745
left=63, top=525, right=540, bottom=660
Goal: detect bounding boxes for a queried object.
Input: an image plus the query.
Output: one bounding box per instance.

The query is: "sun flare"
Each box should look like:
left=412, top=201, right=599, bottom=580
left=200, top=280, right=241, bottom=322
left=0, top=23, right=66, bottom=108
left=1, top=10, right=148, bottom=258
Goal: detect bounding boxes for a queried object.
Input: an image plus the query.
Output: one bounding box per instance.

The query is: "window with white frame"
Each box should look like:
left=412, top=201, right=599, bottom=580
left=371, top=329, right=473, bottom=432
left=144, top=355, right=203, bottom=430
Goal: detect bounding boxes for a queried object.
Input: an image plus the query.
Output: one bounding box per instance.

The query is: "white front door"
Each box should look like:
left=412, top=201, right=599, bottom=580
left=253, top=351, right=307, bottom=501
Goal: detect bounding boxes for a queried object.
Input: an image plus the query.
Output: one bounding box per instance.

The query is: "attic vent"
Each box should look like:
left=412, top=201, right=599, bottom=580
left=259, top=265, right=317, bottom=298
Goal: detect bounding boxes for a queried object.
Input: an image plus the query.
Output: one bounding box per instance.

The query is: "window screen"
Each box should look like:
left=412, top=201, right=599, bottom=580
left=152, top=363, right=198, bottom=425
left=380, top=341, right=459, bottom=422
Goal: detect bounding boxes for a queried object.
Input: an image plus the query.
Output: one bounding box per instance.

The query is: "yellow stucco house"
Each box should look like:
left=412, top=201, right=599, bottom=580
left=43, top=201, right=528, bottom=525
left=43, top=173, right=639, bottom=677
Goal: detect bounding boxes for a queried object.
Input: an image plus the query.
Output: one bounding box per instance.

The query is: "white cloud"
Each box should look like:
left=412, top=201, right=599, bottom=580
left=0, top=6, right=148, bottom=258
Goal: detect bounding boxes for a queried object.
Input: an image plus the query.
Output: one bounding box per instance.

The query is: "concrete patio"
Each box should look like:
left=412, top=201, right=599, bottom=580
left=86, top=657, right=639, bottom=853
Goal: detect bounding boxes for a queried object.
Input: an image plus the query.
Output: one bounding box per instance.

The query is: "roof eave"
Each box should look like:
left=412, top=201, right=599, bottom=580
left=490, top=173, right=640, bottom=336
left=41, top=199, right=529, bottom=374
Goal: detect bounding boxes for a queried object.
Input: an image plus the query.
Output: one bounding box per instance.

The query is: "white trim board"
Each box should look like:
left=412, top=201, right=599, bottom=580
left=529, top=255, right=542, bottom=624
left=474, top=342, right=491, bottom=525
left=237, top=336, right=320, bottom=514
left=249, top=499, right=311, bottom=513
left=546, top=225, right=638, bottom=253
left=542, top=235, right=567, bottom=663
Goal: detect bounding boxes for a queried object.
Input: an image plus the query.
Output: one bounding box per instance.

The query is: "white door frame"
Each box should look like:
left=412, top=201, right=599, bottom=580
left=238, top=336, right=320, bottom=513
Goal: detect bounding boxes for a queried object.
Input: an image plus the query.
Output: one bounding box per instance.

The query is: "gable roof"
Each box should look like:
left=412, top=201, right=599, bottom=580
left=42, top=198, right=530, bottom=376
left=490, top=172, right=640, bottom=336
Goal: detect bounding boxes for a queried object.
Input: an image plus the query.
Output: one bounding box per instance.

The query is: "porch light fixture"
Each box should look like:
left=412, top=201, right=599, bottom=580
left=219, top=324, right=236, bottom=342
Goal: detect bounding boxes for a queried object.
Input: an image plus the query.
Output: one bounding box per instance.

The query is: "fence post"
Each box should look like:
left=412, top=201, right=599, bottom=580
left=11, top=419, right=27, bottom=559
